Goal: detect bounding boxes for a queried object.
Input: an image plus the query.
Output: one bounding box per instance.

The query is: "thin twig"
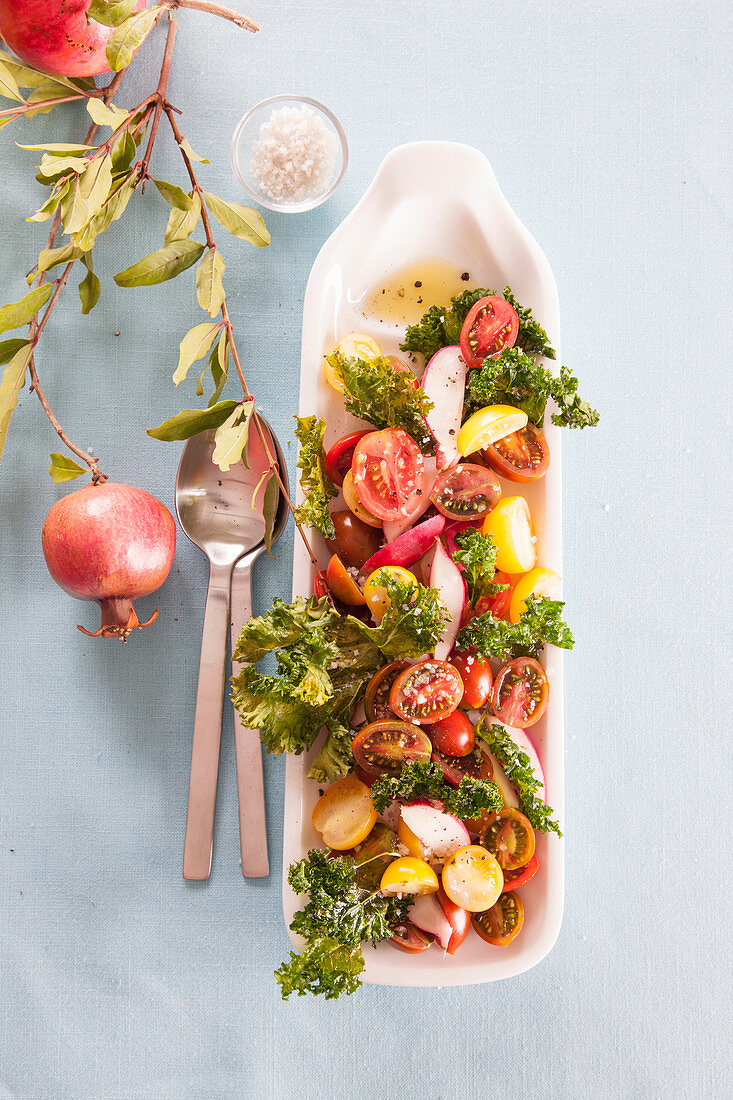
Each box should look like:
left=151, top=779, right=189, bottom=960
left=164, top=0, right=259, bottom=33
left=139, top=14, right=178, bottom=183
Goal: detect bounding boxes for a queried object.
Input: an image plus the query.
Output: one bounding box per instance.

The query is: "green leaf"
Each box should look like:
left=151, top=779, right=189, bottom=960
left=263, top=472, right=279, bottom=556
left=0, top=49, right=94, bottom=93
left=0, top=60, right=24, bottom=103
left=195, top=247, right=225, bottom=317
left=26, top=181, right=70, bottom=223
left=0, top=342, right=33, bottom=461
left=147, top=399, right=239, bottom=442
left=163, top=190, right=201, bottom=243
left=292, top=415, right=337, bottom=539
left=212, top=400, right=254, bottom=471
left=63, top=153, right=113, bottom=235
left=24, top=85, right=76, bottom=116
left=87, top=0, right=139, bottom=27
left=154, top=179, right=194, bottom=210
left=27, top=243, right=83, bottom=285
left=18, top=142, right=93, bottom=155
left=48, top=452, right=86, bottom=482
left=208, top=328, right=229, bottom=404
left=114, top=239, right=204, bottom=288
left=36, top=154, right=86, bottom=182
left=174, top=322, right=221, bottom=385
left=106, top=7, right=159, bottom=71
left=0, top=339, right=28, bottom=366
left=78, top=253, right=100, bottom=314
left=179, top=137, right=210, bottom=163
left=0, top=284, right=53, bottom=335
left=86, top=97, right=130, bottom=129
left=110, top=128, right=137, bottom=172
left=202, top=192, right=269, bottom=247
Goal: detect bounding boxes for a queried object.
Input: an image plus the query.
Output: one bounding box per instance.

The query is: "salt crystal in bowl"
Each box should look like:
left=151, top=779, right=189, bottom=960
left=231, top=95, right=348, bottom=213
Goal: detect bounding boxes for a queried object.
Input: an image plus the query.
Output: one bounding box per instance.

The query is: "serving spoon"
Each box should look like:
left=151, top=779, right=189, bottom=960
left=175, top=416, right=285, bottom=880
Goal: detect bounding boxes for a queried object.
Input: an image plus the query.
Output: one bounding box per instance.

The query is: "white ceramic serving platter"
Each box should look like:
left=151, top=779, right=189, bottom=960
left=284, top=142, right=564, bottom=986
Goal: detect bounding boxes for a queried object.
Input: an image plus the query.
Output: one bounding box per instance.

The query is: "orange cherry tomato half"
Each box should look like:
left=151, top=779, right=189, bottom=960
left=472, top=890, right=524, bottom=946
left=480, top=808, right=535, bottom=871
left=426, top=710, right=475, bottom=757
left=324, top=554, right=365, bottom=606
left=389, top=659, right=464, bottom=726
left=352, top=428, right=426, bottom=521
left=363, top=660, right=410, bottom=722
left=491, top=656, right=549, bottom=728
left=501, top=852, right=539, bottom=893
left=430, top=463, right=501, bottom=522
left=482, top=421, right=550, bottom=483
left=450, top=651, right=494, bottom=709
left=323, top=430, right=371, bottom=487
left=459, top=295, right=519, bottom=369
left=352, top=719, right=432, bottom=778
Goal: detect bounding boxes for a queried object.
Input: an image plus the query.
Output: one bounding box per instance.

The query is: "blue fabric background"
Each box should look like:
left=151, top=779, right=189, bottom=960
left=0, top=2, right=730, bottom=1097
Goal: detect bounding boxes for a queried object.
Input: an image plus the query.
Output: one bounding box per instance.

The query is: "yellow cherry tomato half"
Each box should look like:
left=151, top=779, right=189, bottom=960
left=380, top=856, right=439, bottom=897
left=397, top=815, right=424, bottom=859
left=456, top=405, right=529, bottom=457
left=325, top=554, right=366, bottom=606
left=363, top=565, right=418, bottom=621
left=481, top=496, right=537, bottom=574
left=342, top=469, right=383, bottom=529
left=509, top=566, right=560, bottom=623
left=324, top=333, right=383, bottom=393
left=312, top=774, right=377, bottom=851
left=441, top=844, right=504, bottom=912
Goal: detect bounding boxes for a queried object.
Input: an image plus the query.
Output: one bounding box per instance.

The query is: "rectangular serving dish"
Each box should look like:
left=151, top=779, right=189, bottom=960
left=284, top=142, right=564, bottom=986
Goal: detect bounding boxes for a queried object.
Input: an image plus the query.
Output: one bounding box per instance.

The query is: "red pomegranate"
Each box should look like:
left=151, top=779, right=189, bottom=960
left=0, top=0, right=143, bottom=78
left=42, top=481, right=177, bottom=641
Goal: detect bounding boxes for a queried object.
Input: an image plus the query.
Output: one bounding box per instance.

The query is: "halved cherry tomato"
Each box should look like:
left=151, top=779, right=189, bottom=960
left=481, top=496, right=536, bottom=574
left=436, top=886, right=471, bottom=954
left=432, top=744, right=492, bottom=788
left=342, top=470, right=383, bottom=528
left=441, top=845, right=503, bottom=912
left=491, top=657, right=549, bottom=728
left=352, top=719, right=432, bottom=778
left=430, top=463, right=501, bottom=521
left=324, top=430, right=371, bottom=487
left=482, top=421, right=550, bottom=483
left=450, top=651, right=493, bottom=709
left=389, top=659, right=464, bottom=725
left=467, top=573, right=514, bottom=622
left=380, top=856, right=439, bottom=897
left=480, top=808, right=535, bottom=871
left=347, top=823, right=398, bottom=889
left=472, top=891, right=524, bottom=946
left=426, top=710, right=475, bottom=757
left=363, top=565, right=418, bottom=621
left=324, top=333, right=382, bottom=392
left=311, top=774, right=377, bottom=850
left=502, top=852, right=539, bottom=893
left=390, top=921, right=434, bottom=953
left=459, top=295, right=519, bottom=369
left=313, top=572, right=328, bottom=600
left=509, top=566, right=560, bottom=623
left=352, top=429, right=426, bottom=521
left=326, top=509, right=382, bottom=568
left=457, top=405, right=528, bottom=457
left=325, top=554, right=365, bottom=606
left=364, top=661, right=410, bottom=722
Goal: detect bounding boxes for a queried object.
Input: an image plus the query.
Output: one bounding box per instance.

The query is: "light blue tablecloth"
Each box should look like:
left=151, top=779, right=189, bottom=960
left=1, top=2, right=730, bottom=1097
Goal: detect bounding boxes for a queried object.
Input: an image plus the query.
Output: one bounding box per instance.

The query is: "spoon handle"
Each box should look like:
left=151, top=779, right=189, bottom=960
left=230, top=555, right=269, bottom=878
left=183, top=561, right=232, bottom=880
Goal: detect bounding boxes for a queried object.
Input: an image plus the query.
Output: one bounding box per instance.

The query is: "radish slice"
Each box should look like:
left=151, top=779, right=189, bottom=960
left=430, top=538, right=466, bottom=660
left=485, top=722, right=546, bottom=804
left=362, top=514, right=445, bottom=575
left=400, top=803, right=470, bottom=861
left=421, top=346, right=468, bottom=469
left=409, top=892, right=453, bottom=951
left=383, top=457, right=438, bottom=541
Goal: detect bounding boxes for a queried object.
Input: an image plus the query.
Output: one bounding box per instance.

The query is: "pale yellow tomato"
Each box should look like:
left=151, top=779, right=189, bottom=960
left=456, top=405, right=528, bottom=457
left=342, top=469, right=382, bottom=528
left=482, top=496, right=537, bottom=574
left=311, top=774, right=377, bottom=851
left=363, top=565, right=418, bottom=621
left=324, top=333, right=383, bottom=392
left=441, top=845, right=504, bottom=912
left=380, top=856, right=439, bottom=897
left=509, top=566, right=560, bottom=623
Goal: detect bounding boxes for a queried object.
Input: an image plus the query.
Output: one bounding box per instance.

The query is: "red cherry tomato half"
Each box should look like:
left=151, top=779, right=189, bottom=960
left=389, top=659, right=464, bottom=725
left=324, top=430, right=372, bottom=487
left=463, top=572, right=514, bottom=624
left=482, top=422, right=550, bottom=483
left=501, top=852, right=539, bottom=893
left=432, top=745, right=493, bottom=788
left=430, top=463, right=501, bottom=521
left=459, top=296, right=519, bottom=369
left=436, top=886, right=471, bottom=954
left=313, top=572, right=329, bottom=600
left=352, top=429, right=426, bottom=522
left=352, top=719, right=432, bottom=778
left=491, top=657, right=549, bottom=728
left=325, top=510, right=382, bottom=570
left=472, top=891, right=524, bottom=946
left=450, top=651, right=494, bottom=709
left=364, top=660, right=411, bottom=722
left=390, top=920, right=434, bottom=953
left=426, top=710, right=475, bottom=757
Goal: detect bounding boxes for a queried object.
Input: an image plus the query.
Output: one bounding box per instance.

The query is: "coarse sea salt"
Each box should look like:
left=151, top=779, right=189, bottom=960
left=249, top=105, right=339, bottom=204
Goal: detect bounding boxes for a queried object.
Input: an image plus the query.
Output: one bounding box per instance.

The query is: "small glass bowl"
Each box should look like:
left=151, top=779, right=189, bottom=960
left=230, top=94, right=348, bottom=213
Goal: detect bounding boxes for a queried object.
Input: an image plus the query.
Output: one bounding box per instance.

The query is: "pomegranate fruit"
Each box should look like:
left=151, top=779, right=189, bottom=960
left=0, top=0, right=143, bottom=78
left=42, top=481, right=176, bottom=641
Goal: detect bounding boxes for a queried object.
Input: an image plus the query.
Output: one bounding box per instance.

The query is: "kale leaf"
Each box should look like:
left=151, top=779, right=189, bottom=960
left=452, top=528, right=507, bottom=610
left=476, top=721, right=562, bottom=836
left=455, top=596, right=574, bottom=662
left=331, top=352, right=436, bottom=455
left=369, top=760, right=502, bottom=819
left=349, top=572, right=449, bottom=660
left=292, top=415, right=338, bottom=539
left=464, top=348, right=599, bottom=429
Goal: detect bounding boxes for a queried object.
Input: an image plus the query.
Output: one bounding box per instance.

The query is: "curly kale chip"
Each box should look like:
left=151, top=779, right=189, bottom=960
left=292, top=415, right=338, bottom=539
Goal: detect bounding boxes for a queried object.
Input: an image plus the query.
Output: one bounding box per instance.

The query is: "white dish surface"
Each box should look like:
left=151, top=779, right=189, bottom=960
left=285, top=141, right=564, bottom=986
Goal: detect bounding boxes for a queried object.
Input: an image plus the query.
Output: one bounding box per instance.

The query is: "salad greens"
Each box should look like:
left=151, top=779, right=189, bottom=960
left=464, top=349, right=599, bottom=429
left=451, top=528, right=508, bottom=610
left=292, top=415, right=337, bottom=539
left=370, top=760, right=503, bottom=819
left=455, top=595, right=574, bottom=662
left=476, top=721, right=563, bottom=836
